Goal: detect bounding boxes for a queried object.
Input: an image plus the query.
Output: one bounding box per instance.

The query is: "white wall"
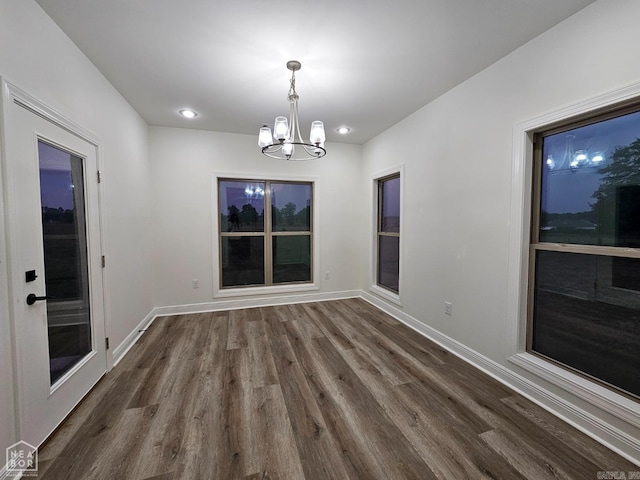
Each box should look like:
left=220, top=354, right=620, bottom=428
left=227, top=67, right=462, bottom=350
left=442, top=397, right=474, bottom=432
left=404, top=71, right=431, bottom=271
left=0, top=0, right=153, bottom=454
left=149, top=126, right=364, bottom=308
left=363, top=0, right=640, bottom=461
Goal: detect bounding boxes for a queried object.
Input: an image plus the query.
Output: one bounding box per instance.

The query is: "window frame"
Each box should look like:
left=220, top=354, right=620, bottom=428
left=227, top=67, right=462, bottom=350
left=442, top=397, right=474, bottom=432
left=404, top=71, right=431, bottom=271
left=524, top=97, right=640, bottom=404
left=213, top=173, right=319, bottom=298
left=507, top=83, right=640, bottom=430
left=370, top=166, right=403, bottom=304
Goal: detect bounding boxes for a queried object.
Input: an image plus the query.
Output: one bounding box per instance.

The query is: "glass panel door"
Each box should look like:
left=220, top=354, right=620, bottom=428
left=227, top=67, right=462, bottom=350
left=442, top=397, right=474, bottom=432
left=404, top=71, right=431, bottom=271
left=38, top=141, right=92, bottom=385
left=5, top=87, right=106, bottom=447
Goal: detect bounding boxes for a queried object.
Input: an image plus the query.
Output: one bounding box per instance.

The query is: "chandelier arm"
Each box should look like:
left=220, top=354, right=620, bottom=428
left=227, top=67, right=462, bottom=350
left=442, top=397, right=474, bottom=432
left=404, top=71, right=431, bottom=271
left=561, top=134, right=575, bottom=170
left=294, top=101, right=304, bottom=144
left=289, top=97, right=297, bottom=142
left=302, top=144, right=318, bottom=155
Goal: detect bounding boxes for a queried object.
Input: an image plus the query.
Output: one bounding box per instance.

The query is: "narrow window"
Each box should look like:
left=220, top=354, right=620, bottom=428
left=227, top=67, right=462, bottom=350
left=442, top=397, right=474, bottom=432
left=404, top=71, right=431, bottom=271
left=218, top=179, right=312, bottom=288
left=529, top=104, right=640, bottom=399
left=377, top=174, right=400, bottom=293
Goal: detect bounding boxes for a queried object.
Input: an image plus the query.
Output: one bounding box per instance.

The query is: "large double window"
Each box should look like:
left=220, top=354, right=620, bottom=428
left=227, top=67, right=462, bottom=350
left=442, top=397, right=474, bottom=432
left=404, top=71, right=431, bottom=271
left=530, top=104, right=640, bottom=399
left=376, top=173, right=400, bottom=293
left=218, top=179, right=312, bottom=288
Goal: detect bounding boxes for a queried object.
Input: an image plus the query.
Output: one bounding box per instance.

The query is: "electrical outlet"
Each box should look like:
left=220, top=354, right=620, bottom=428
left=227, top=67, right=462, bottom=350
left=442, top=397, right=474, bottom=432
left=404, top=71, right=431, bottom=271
left=192, top=279, right=199, bottom=289
left=325, top=271, right=330, bottom=280
left=445, top=301, right=452, bottom=316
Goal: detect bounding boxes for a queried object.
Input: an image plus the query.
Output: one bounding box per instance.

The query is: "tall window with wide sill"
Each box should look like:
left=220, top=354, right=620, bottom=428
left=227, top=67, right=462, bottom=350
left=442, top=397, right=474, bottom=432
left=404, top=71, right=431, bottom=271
left=529, top=103, right=640, bottom=399
left=218, top=179, right=312, bottom=288
left=377, top=174, right=400, bottom=293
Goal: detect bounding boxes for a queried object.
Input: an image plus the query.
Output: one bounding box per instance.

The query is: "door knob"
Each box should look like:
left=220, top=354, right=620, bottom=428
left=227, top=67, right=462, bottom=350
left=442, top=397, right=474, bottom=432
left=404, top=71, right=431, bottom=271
left=26, top=293, right=50, bottom=305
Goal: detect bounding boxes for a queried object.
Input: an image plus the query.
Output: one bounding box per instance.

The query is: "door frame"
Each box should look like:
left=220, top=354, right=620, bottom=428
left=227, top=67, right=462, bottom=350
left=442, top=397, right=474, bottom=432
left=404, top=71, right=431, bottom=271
left=0, top=78, right=110, bottom=443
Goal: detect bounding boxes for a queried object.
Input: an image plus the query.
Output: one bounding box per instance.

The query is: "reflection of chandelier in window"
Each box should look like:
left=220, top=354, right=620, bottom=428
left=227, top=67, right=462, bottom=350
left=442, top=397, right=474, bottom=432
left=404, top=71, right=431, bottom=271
left=546, top=134, right=605, bottom=172
left=244, top=184, right=264, bottom=200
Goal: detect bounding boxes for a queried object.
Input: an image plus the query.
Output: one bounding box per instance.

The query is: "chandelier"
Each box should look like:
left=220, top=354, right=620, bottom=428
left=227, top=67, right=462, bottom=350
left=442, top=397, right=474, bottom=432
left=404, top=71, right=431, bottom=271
left=258, top=60, right=326, bottom=161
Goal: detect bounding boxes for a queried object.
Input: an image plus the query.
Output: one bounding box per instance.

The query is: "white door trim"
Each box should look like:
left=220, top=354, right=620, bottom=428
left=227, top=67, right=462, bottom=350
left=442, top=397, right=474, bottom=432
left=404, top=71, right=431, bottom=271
left=0, top=78, right=110, bottom=444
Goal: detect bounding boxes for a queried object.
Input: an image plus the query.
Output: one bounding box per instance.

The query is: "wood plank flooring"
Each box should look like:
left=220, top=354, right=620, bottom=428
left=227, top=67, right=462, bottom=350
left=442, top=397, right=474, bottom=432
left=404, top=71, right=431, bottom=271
left=35, top=298, right=637, bottom=479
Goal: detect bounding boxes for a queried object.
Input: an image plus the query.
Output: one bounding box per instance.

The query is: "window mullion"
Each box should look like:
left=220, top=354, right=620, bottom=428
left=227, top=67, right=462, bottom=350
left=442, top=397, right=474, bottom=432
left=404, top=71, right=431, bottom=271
left=220, top=232, right=264, bottom=237
left=533, top=242, right=640, bottom=258
left=265, top=181, right=273, bottom=286
left=272, top=231, right=311, bottom=236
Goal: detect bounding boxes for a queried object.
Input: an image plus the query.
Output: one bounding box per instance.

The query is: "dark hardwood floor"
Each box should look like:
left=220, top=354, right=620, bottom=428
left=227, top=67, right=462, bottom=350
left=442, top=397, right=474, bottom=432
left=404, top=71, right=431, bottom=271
left=34, top=298, right=637, bottom=479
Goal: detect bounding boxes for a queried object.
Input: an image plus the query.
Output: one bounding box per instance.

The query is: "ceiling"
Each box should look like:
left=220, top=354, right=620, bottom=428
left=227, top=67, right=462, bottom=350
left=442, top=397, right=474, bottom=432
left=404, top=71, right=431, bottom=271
left=35, top=0, right=595, bottom=145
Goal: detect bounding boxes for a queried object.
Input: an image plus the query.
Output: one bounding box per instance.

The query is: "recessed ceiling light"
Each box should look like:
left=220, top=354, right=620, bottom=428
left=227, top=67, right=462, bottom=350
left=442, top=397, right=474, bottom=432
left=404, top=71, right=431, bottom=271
left=337, top=126, right=351, bottom=134
left=179, top=109, right=198, bottom=118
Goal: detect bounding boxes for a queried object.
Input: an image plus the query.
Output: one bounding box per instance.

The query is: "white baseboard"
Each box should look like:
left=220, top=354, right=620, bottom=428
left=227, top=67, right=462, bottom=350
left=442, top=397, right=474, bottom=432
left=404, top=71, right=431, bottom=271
left=151, top=289, right=361, bottom=318
left=111, top=309, right=157, bottom=367
left=360, top=291, right=640, bottom=467
left=508, top=353, right=640, bottom=430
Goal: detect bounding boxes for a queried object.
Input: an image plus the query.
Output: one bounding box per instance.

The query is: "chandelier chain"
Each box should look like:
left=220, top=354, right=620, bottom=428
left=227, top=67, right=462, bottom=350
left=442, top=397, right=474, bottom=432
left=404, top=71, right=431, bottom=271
left=288, top=69, right=297, bottom=100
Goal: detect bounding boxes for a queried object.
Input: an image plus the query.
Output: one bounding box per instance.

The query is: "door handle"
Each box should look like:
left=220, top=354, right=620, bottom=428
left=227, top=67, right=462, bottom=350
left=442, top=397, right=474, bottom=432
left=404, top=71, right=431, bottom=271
left=26, top=293, right=51, bottom=305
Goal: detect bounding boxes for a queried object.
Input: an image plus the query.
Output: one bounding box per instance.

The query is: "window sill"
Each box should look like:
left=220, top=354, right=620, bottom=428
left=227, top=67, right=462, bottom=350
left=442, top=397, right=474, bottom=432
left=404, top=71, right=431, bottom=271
left=369, top=284, right=402, bottom=307
left=214, top=282, right=319, bottom=299
left=508, top=352, right=640, bottom=428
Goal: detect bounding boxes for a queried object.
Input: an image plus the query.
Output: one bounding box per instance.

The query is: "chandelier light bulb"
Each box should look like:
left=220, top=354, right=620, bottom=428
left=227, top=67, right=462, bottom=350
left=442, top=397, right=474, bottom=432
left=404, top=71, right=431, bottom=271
left=282, top=142, right=294, bottom=157
left=273, top=116, right=289, bottom=141
left=591, top=151, right=605, bottom=164
left=574, top=150, right=588, bottom=164
left=546, top=155, right=555, bottom=170
left=309, top=121, right=326, bottom=145
left=258, top=126, right=272, bottom=148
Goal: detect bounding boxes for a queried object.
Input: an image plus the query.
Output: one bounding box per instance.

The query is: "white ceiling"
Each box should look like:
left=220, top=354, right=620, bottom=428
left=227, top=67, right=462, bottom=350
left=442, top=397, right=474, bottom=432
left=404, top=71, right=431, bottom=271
left=35, top=0, right=595, bottom=145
